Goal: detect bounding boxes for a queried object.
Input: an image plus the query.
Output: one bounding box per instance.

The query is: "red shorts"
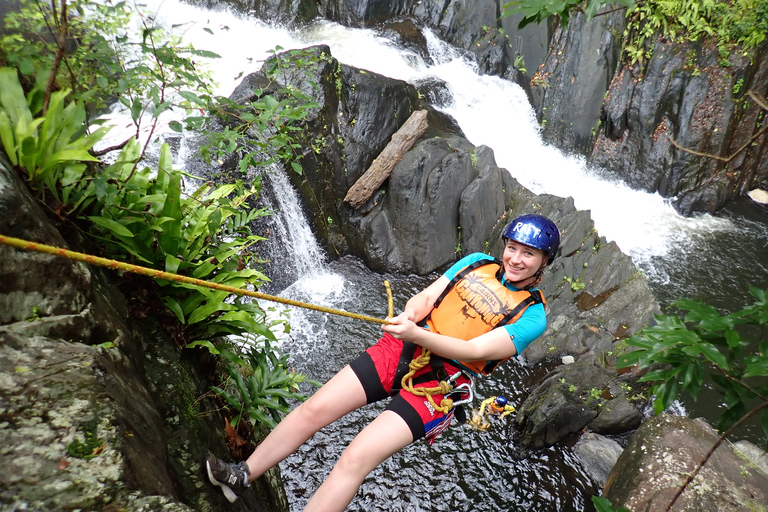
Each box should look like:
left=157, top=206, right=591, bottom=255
left=350, top=333, right=471, bottom=444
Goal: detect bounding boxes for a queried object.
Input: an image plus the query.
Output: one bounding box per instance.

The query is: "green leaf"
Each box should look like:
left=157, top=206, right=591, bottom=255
left=178, top=91, right=206, bottom=106
left=0, top=67, right=33, bottom=127
left=653, top=378, right=680, bottom=414
left=187, top=340, right=221, bottom=355
left=0, top=112, right=18, bottom=165
left=161, top=295, right=185, bottom=323
left=187, top=299, right=234, bottom=325
left=248, top=407, right=278, bottom=429
left=592, top=496, right=630, bottom=512
left=130, top=97, right=143, bottom=123
left=88, top=216, right=135, bottom=238
left=699, top=343, right=729, bottom=370
left=46, top=149, right=100, bottom=165
left=165, top=254, right=181, bottom=274
left=191, top=49, right=221, bottom=58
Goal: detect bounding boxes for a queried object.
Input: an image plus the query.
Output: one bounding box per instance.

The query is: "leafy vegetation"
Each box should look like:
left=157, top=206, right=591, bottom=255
left=618, top=287, right=768, bottom=439
left=502, top=0, right=635, bottom=29
left=197, top=47, right=320, bottom=176
left=211, top=338, right=321, bottom=429
left=624, top=0, right=768, bottom=64
left=0, top=0, right=320, bottom=428
left=0, top=68, right=108, bottom=202
left=503, top=0, right=768, bottom=66
left=592, top=496, right=630, bottom=512
left=607, top=288, right=768, bottom=510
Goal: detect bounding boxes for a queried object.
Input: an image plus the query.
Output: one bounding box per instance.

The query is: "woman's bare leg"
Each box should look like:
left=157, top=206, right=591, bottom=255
left=303, top=410, right=414, bottom=512
left=244, top=365, right=367, bottom=481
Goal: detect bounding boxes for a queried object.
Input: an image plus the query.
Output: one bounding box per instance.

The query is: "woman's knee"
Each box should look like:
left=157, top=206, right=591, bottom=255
left=333, top=443, right=378, bottom=479
left=293, top=396, right=328, bottom=426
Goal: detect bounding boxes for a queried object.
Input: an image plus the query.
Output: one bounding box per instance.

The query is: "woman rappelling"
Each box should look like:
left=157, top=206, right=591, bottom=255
left=206, top=213, right=561, bottom=511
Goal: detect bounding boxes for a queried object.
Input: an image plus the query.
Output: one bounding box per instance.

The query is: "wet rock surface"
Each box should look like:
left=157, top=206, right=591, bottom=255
left=604, top=414, right=768, bottom=512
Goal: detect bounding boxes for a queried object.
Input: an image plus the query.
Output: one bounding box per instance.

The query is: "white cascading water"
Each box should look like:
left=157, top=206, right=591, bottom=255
left=134, top=2, right=736, bottom=279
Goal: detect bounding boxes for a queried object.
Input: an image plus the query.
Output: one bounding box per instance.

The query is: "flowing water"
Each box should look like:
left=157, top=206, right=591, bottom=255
left=111, top=1, right=768, bottom=509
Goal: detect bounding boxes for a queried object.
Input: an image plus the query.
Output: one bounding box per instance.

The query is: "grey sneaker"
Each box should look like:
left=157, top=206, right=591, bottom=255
left=205, top=453, right=250, bottom=503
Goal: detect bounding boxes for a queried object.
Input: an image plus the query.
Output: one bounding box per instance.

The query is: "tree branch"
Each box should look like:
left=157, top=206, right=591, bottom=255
left=668, top=89, right=768, bottom=164
left=43, top=0, right=68, bottom=115
left=664, top=400, right=768, bottom=512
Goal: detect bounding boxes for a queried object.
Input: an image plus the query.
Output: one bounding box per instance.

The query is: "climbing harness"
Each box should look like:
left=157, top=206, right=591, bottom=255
left=0, top=234, right=390, bottom=325
left=467, top=395, right=515, bottom=431
left=400, top=349, right=476, bottom=415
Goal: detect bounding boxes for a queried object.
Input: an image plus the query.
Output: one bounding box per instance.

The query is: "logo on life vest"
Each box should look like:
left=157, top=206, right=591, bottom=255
left=454, top=274, right=506, bottom=325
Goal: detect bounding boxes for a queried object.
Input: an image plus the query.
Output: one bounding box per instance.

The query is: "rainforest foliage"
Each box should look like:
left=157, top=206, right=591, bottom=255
left=0, top=0, right=318, bottom=431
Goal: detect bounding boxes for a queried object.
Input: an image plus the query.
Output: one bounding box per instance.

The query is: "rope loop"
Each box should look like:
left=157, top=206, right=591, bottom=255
left=400, top=349, right=455, bottom=414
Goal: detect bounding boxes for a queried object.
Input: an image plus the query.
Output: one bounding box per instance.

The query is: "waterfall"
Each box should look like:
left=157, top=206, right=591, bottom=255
left=257, top=165, right=328, bottom=289
left=122, top=1, right=742, bottom=284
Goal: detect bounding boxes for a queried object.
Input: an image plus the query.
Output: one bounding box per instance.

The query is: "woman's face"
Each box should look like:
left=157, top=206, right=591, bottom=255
left=502, top=239, right=547, bottom=285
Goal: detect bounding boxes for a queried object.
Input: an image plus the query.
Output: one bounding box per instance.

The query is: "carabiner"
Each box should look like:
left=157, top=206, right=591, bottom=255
left=447, top=372, right=476, bottom=406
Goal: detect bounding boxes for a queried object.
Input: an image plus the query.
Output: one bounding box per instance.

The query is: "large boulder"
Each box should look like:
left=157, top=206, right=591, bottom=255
left=604, top=414, right=768, bottom=511
left=230, top=46, right=659, bottom=448
left=574, top=432, right=625, bottom=488
left=514, top=359, right=644, bottom=450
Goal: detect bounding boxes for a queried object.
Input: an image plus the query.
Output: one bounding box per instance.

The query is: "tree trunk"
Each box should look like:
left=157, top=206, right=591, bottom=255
left=344, top=109, right=428, bottom=209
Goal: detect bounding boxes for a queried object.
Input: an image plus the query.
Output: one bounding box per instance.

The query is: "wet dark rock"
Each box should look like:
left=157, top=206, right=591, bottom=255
left=574, top=432, right=624, bottom=488
left=531, top=10, right=626, bottom=155
left=375, top=17, right=432, bottom=65
left=514, top=360, right=644, bottom=450
left=535, top=11, right=768, bottom=214
left=604, top=414, right=768, bottom=511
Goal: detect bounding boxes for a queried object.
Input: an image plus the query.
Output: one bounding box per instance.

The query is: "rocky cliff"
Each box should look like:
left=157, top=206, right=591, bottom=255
left=0, top=158, right=287, bottom=511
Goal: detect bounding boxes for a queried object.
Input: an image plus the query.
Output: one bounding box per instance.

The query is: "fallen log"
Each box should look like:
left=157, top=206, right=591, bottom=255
left=343, top=109, right=428, bottom=209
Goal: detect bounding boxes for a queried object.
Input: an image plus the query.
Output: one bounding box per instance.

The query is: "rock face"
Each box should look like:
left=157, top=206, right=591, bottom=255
left=232, top=45, right=659, bottom=452
left=532, top=12, right=768, bottom=215
left=574, top=432, right=625, bottom=488
left=604, top=414, right=768, bottom=512
left=0, top=158, right=286, bottom=511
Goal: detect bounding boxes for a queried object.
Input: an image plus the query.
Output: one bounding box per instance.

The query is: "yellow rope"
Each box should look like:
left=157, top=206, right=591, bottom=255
left=400, top=349, right=454, bottom=414
left=0, top=234, right=390, bottom=325
left=2, top=235, right=465, bottom=410
left=384, top=280, right=393, bottom=318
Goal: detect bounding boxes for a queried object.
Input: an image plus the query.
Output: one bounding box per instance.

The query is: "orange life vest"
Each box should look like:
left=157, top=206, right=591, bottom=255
left=424, top=259, right=545, bottom=374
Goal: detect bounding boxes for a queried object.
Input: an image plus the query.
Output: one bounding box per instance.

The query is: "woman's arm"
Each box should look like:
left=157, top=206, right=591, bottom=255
left=383, top=311, right=518, bottom=361
left=397, top=275, right=450, bottom=322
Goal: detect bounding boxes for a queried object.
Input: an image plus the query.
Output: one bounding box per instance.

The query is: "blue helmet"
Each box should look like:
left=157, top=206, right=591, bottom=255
left=502, top=214, right=560, bottom=265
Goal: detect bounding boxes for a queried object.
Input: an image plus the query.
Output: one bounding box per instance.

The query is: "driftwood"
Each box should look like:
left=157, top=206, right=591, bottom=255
left=343, top=109, right=428, bottom=209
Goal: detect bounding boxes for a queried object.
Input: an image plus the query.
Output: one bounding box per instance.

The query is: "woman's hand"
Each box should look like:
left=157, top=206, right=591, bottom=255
left=382, top=311, right=422, bottom=341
